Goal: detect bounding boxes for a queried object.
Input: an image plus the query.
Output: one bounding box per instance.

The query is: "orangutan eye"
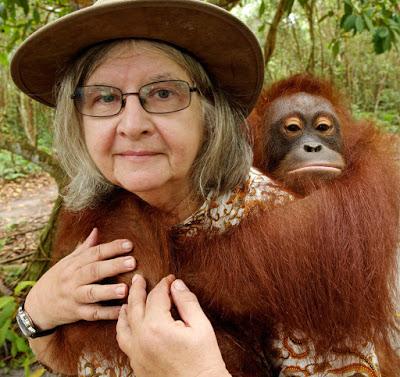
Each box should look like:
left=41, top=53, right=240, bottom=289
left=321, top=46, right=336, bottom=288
left=315, top=116, right=333, bottom=132
left=286, top=124, right=301, bottom=132
left=316, top=123, right=330, bottom=131
left=284, top=117, right=303, bottom=134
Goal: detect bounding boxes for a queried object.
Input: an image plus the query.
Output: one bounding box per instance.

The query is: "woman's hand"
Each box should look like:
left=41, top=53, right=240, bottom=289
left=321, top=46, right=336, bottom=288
left=24, top=228, right=136, bottom=331
left=116, top=275, right=231, bottom=377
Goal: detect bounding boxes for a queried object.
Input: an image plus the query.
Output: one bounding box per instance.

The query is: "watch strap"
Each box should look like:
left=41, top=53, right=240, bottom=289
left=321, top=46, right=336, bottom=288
left=17, top=302, right=57, bottom=338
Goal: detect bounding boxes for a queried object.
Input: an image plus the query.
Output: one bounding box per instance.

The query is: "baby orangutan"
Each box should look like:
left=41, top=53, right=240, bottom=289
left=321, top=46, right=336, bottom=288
left=46, top=74, right=400, bottom=377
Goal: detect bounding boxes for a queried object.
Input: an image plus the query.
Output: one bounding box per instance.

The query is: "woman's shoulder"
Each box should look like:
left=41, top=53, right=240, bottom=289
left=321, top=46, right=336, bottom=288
left=270, top=328, right=381, bottom=376
left=176, top=167, right=292, bottom=236
left=246, top=167, right=292, bottom=205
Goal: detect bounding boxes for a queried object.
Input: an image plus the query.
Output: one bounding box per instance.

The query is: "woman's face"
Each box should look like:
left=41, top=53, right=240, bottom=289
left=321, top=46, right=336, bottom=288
left=82, top=42, right=204, bottom=209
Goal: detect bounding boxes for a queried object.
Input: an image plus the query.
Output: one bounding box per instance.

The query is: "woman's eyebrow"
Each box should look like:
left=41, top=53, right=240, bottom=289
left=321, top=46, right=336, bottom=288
left=147, top=73, right=178, bottom=81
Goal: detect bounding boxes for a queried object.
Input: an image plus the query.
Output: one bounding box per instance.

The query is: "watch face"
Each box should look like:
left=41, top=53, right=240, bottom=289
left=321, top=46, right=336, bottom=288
left=16, top=307, right=35, bottom=337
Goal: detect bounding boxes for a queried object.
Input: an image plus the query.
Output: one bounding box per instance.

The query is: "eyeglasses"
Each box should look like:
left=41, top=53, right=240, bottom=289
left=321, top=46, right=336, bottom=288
left=71, top=80, right=198, bottom=117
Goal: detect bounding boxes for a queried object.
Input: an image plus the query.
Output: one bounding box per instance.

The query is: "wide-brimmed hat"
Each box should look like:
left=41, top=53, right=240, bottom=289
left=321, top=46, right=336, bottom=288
left=10, top=0, right=264, bottom=115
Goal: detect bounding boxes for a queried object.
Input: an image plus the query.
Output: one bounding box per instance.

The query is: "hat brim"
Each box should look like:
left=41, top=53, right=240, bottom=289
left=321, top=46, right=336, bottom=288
left=10, top=0, right=263, bottom=115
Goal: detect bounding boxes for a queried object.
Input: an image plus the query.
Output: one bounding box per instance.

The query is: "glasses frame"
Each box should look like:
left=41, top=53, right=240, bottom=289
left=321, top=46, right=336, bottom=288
left=71, top=80, right=198, bottom=117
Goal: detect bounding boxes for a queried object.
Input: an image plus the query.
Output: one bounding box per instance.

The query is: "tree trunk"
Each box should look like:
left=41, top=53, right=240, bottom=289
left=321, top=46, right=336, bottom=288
left=0, top=132, right=66, bottom=187
left=263, top=0, right=292, bottom=66
left=304, top=0, right=316, bottom=73
left=20, top=196, right=63, bottom=282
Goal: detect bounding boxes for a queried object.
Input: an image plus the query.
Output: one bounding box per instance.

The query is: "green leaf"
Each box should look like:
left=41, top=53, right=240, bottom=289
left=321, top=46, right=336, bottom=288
left=7, top=1, right=16, bottom=21
left=382, top=34, right=392, bottom=51
left=15, top=0, right=29, bottom=15
left=331, top=40, right=340, bottom=57
left=10, top=335, right=18, bottom=357
left=342, top=14, right=357, bottom=32
left=0, top=301, right=16, bottom=326
left=298, top=0, right=308, bottom=7
left=284, top=0, right=295, bottom=15
left=0, top=296, right=14, bottom=310
left=14, top=281, right=35, bottom=295
left=33, top=7, right=40, bottom=24
left=355, top=15, right=364, bottom=32
left=373, top=34, right=385, bottom=54
left=377, top=26, right=389, bottom=38
left=388, top=19, right=400, bottom=35
left=363, top=14, right=374, bottom=31
left=258, top=0, right=265, bottom=18
left=344, top=0, right=353, bottom=15
left=15, top=334, right=29, bottom=353
left=0, top=319, right=11, bottom=346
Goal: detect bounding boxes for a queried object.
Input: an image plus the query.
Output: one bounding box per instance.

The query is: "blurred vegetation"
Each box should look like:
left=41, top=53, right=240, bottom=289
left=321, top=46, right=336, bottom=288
left=0, top=0, right=399, bottom=374
left=0, top=0, right=398, bottom=182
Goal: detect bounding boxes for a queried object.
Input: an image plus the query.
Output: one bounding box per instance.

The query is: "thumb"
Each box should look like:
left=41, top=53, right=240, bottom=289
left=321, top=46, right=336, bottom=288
left=171, top=279, right=210, bottom=329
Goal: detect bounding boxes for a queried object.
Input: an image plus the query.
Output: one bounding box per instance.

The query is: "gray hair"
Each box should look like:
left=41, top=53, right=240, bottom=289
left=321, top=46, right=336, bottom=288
left=54, top=39, right=253, bottom=210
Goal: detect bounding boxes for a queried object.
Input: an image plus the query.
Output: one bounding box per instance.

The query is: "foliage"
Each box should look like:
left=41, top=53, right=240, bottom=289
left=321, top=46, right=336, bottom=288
left=232, top=0, right=400, bottom=133
left=0, top=281, right=42, bottom=376
left=0, top=150, right=41, bottom=180
left=339, top=0, right=400, bottom=54
left=0, top=0, right=75, bottom=66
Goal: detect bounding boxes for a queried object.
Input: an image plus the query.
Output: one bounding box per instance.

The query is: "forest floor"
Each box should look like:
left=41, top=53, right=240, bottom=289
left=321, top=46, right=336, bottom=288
left=0, top=173, right=58, bottom=376
left=0, top=173, right=58, bottom=292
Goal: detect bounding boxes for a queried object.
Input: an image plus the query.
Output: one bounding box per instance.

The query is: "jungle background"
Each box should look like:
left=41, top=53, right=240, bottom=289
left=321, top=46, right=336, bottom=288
left=0, top=0, right=399, bottom=375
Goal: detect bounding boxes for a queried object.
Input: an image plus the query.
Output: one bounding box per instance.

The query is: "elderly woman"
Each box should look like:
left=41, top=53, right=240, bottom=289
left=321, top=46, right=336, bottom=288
left=13, top=0, right=387, bottom=376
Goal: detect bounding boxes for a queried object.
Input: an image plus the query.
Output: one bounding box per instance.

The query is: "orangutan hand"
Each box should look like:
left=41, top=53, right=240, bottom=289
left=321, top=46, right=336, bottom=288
left=116, top=274, right=232, bottom=377
left=24, top=228, right=136, bottom=331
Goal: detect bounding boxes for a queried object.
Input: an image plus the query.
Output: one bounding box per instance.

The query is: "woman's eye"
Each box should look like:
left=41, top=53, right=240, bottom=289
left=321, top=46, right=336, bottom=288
left=155, top=89, right=172, bottom=99
left=100, top=94, right=116, bottom=103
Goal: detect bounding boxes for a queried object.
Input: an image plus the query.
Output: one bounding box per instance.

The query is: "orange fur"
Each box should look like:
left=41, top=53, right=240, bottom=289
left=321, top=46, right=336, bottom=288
left=45, top=75, right=400, bottom=376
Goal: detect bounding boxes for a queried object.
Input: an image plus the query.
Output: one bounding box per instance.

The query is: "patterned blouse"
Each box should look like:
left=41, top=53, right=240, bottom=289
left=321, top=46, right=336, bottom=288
left=78, top=167, right=381, bottom=377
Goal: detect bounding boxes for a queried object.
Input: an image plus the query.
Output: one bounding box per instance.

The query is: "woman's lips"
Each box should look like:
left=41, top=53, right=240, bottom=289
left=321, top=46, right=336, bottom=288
left=116, top=151, right=161, bottom=161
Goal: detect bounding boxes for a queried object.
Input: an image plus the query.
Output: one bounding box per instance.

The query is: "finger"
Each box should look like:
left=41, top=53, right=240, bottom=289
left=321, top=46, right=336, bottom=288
left=170, top=279, right=210, bottom=329
left=78, top=238, right=134, bottom=265
left=68, top=228, right=98, bottom=257
left=78, top=304, right=122, bottom=321
left=76, top=255, right=136, bottom=285
left=75, top=283, right=128, bottom=304
left=83, top=227, right=98, bottom=248
left=116, top=305, right=132, bottom=354
left=145, top=275, right=175, bottom=324
left=127, top=274, right=147, bottom=329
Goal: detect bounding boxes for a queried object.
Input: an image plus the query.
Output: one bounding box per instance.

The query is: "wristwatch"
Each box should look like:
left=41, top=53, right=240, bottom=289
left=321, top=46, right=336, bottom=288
left=16, top=302, right=57, bottom=338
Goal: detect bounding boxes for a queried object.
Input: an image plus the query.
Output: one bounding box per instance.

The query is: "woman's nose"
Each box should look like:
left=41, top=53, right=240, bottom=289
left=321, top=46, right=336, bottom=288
left=116, top=95, right=154, bottom=138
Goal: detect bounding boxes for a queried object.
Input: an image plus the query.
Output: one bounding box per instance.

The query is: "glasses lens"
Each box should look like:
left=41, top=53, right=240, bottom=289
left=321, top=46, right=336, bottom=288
left=140, top=81, right=191, bottom=113
left=74, top=86, right=122, bottom=117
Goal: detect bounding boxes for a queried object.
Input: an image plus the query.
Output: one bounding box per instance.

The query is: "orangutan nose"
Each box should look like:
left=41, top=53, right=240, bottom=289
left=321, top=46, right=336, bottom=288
left=304, top=143, right=322, bottom=152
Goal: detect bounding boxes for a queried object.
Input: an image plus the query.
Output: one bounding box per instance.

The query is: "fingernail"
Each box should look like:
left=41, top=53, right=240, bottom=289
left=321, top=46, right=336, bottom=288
left=116, top=285, right=126, bottom=296
left=173, top=279, right=188, bottom=291
left=122, top=241, right=132, bottom=250
left=124, top=257, right=135, bottom=268
left=132, top=274, right=140, bottom=283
